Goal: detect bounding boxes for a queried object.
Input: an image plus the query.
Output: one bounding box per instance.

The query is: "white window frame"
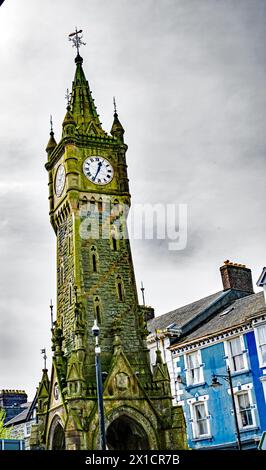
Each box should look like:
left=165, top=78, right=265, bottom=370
left=254, top=323, right=266, bottom=368
left=224, top=335, right=248, bottom=373
left=184, top=350, right=204, bottom=386
left=235, top=389, right=256, bottom=430
left=261, top=379, right=266, bottom=403
left=190, top=400, right=211, bottom=439
left=24, top=422, right=31, bottom=437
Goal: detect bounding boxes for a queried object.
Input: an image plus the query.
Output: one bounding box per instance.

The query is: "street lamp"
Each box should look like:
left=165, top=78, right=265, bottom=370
left=92, top=320, right=106, bottom=450
left=211, top=366, right=242, bottom=451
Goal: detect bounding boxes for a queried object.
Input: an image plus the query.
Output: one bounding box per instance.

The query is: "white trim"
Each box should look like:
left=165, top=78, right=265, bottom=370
left=235, top=389, right=257, bottom=430
left=189, top=399, right=211, bottom=439
left=184, top=350, right=204, bottom=386
left=228, top=382, right=253, bottom=395
left=224, top=334, right=249, bottom=373
left=254, top=323, right=266, bottom=368
left=172, top=316, right=266, bottom=355
left=187, top=394, right=209, bottom=405
left=261, top=381, right=266, bottom=403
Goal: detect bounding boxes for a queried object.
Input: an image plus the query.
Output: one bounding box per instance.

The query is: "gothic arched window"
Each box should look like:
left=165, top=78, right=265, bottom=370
left=94, top=296, right=102, bottom=324
left=91, top=246, right=98, bottom=272
left=116, top=275, right=124, bottom=301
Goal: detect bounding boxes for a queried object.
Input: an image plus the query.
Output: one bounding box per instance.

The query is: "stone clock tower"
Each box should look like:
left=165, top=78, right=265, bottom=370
left=30, top=36, right=187, bottom=451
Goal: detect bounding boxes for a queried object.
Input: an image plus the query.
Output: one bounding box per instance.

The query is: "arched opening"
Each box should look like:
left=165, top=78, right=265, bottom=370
left=96, top=304, right=101, bottom=324
left=112, top=236, right=117, bottom=252
left=51, top=422, right=65, bottom=450
left=117, top=282, right=123, bottom=301
left=106, top=415, right=149, bottom=450
left=92, top=253, right=97, bottom=272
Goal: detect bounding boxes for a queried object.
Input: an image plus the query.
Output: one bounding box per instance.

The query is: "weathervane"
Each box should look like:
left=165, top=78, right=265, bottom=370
left=41, top=348, right=47, bottom=370
left=68, top=27, right=86, bottom=56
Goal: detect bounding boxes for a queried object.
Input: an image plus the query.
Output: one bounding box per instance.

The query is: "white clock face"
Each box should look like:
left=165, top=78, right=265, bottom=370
left=55, top=164, right=66, bottom=197
left=54, top=383, right=59, bottom=401
left=83, top=156, right=114, bottom=185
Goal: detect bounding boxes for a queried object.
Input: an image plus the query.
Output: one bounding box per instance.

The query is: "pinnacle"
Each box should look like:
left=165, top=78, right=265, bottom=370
left=111, top=111, right=125, bottom=142
left=46, top=131, right=57, bottom=154
left=62, top=108, right=76, bottom=127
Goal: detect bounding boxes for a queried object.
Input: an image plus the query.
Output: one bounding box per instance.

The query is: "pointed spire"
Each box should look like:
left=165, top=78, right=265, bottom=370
left=111, top=97, right=125, bottom=142
left=46, top=115, right=57, bottom=155
left=68, top=53, right=104, bottom=135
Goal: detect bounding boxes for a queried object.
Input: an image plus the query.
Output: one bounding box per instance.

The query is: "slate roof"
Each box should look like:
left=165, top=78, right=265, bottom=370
left=173, top=291, right=266, bottom=346
left=5, top=403, right=32, bottom=425
left=147, top=291, right=225, bottom=334
left=5, top=394, right=37, bottom=426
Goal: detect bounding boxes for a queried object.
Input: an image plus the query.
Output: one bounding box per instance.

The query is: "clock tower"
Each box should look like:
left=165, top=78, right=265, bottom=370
left=30, top=34, right=187, bottom=451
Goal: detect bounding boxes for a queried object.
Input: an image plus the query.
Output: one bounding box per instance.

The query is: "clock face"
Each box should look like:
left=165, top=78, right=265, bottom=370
left=55, top=164, right=66, bottom=197
left=54, top=383, right=59, bottom=401
left=83, top=156, right=114, bottom=185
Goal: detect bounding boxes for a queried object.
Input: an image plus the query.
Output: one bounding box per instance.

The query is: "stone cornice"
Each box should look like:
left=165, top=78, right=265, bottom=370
left=46, top=135, right=127, bottom=171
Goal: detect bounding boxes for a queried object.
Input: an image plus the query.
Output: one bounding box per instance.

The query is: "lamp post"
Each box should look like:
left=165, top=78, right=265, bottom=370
left=211, top=366, right=242, bottom=451
left=91, top=320, right=106, bottom=450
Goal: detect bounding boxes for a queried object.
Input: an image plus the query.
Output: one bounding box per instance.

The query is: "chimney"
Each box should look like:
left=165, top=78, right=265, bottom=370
left=220, top=260, right=254, bottom=294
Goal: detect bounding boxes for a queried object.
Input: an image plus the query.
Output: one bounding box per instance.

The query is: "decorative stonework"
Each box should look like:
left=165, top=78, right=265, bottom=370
left=31, top=48, right=188, bottom=451
left=115, top=372, right=130, bottom=391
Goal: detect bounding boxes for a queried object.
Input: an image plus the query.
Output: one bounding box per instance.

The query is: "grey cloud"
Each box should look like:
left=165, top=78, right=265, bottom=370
left=0, top=0, right=265, bottom=398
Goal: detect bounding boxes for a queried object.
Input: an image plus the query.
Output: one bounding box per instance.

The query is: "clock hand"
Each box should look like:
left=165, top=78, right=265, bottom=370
left=93, top=161, right=102, bottom=180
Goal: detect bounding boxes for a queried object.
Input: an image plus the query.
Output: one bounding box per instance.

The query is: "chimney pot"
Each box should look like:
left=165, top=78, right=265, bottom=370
left=220, top=261, right=253, bottom=294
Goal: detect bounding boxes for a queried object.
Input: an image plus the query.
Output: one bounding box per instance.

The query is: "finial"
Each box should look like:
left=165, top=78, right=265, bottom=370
left=50, top=115, right=53, bottom=134
left=50, top=299, right=54, bottom=329
left=65, top=88, right=71, bottom=110
left=68, top=27, right=86, bottom=56
left=113, top=96, right=117, bottom=115
left=141, top=281, right=146, bottom=306
left=41, top=348, right=47, bottom=370
left=155, top=348, right=163, bottom=364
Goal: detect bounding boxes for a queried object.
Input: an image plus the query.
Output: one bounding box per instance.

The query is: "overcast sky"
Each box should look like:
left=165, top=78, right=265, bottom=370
left=0, top=0, right=265, bottom=399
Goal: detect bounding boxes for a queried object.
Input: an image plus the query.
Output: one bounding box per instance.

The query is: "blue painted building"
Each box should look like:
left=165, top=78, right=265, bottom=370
left=148, top=262, right=266, bottom=449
